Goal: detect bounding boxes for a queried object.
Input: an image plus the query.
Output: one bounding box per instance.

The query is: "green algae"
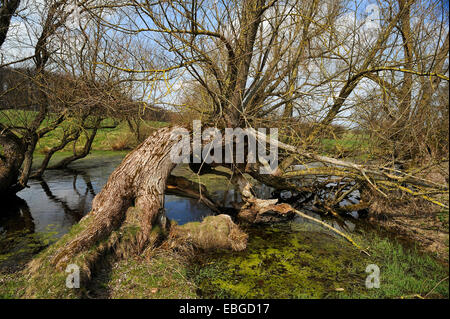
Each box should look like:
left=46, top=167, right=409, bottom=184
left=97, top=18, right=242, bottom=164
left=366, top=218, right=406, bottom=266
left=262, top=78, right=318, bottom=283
left=190, top=222, right=368, bottom=298
left=0, top=225, right=60, bottom=272
left=189, top=220, right=449, bottom=299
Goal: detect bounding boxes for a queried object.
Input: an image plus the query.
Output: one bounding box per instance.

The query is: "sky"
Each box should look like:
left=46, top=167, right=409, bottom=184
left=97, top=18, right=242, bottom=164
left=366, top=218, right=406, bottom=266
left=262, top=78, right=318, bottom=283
left=1, top=0, right=448, bottom=127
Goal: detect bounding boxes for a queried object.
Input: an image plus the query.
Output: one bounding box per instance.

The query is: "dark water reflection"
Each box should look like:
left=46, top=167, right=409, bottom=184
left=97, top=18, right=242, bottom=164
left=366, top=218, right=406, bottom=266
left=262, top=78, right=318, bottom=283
left=2, top=168, right=100, bottom=237
left=164, top=195, right=213, bottom=225
left=0, top=155, right=362, bottom=274
left=0, top=155, right=214, bottom=240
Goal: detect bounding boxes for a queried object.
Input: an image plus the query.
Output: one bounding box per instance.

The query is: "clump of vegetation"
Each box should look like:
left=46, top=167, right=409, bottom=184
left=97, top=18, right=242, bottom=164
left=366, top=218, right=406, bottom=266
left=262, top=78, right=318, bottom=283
left=90, top=253, right=197, bottom=299
left=189, top=223, right=449, bottom=299
left=170, top=215, right=248, bottom=252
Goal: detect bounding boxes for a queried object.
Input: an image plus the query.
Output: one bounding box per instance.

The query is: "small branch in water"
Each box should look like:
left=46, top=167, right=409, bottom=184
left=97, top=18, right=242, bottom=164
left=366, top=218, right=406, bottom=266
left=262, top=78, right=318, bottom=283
left=291, top=207, right=370, bottom=256
left=231, top=172, right=369, bottom=255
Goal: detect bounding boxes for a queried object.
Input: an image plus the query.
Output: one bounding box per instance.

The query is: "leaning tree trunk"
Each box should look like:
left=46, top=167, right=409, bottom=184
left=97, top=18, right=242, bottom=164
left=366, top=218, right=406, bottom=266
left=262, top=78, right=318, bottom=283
left=50, top=126, right=180, bottom=269
left=24, top=125, right=249, bottom=298
left=0, top=126, right=25, bottom=196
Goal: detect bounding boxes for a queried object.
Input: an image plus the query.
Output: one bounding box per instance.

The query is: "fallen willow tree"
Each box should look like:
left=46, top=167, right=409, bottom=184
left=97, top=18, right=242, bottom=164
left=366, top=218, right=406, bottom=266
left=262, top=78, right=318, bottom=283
left=22, top=125, right=448, bottom=298
left=23, top=126, right=249, bottom=297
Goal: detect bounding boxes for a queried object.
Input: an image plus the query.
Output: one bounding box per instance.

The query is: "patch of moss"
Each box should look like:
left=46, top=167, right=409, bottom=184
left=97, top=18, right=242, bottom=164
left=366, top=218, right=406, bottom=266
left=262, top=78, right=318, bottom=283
left=189, top=222, right=449, bottom=299
left=190, top=223, right=367, bottom=298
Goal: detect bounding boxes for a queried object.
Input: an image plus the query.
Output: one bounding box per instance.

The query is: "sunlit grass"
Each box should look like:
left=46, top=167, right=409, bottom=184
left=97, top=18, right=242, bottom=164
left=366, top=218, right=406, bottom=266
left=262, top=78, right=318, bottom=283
left=0, top=109, right=169, bottom=156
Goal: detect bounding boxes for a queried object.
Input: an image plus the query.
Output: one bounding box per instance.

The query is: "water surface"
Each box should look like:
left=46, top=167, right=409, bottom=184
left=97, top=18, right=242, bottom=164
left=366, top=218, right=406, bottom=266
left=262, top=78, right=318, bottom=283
left=0, top=154, right=215, bottom=271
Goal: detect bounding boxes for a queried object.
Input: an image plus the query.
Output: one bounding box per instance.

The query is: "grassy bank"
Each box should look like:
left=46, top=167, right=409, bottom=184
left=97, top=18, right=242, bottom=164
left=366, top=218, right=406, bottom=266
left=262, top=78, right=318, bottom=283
left=88, top=254, right=197, bottom=299
left=1, top=219, right=448, bottom=299
left=35, top=120, right=168, bottom=154
left=320, top=132, right=370, bottom=157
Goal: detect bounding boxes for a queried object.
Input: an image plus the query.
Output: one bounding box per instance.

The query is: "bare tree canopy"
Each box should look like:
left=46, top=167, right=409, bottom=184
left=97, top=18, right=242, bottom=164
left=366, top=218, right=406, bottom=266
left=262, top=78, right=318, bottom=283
left=0, top=0, right=448, bottom=299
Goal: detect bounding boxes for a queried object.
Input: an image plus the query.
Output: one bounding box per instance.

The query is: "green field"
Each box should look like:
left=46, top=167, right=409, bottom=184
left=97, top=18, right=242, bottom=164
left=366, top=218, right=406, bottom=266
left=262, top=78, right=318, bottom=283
left=320, top=132, right=372, bottom=159
left=0, top=109, right=169, bottom=156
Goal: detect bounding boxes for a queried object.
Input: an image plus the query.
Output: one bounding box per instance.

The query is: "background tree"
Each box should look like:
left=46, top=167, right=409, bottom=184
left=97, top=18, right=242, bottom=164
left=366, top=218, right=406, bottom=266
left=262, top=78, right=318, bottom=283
left=0, top=0, right=75, bottom=194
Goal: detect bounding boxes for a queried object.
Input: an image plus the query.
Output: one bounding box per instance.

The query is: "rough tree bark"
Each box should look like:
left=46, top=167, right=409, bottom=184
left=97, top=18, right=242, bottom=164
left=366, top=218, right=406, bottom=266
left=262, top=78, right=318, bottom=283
left=50, top=126, right=181, bottom=269
left=0, top=125, right=25, bottom=195
left=0, top=0, right=21, bottom=48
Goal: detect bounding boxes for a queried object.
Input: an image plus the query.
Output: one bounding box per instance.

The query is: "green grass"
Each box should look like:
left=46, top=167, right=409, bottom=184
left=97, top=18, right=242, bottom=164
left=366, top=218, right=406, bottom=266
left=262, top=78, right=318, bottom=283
left=35, top=119, right=168, bottom=154
left=0, top=109, right=169, bottom=156
left=0, top=272, right=27, bottom=298
left=96, top=255, right=197, bottom=299
left=331, top=233, right=449, bottom=299
left=321, top=132, right=371, bottom=159
left=0, top=217, right=197, bottom=299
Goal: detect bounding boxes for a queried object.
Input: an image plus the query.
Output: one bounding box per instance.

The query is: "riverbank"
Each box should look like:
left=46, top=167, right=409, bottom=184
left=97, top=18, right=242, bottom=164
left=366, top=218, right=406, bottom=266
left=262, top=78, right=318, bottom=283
left=1, top=149, right=448, bottom=299
left=1, top=219, right=448, bottom=299
left=189, top=224, right=449, bottom=299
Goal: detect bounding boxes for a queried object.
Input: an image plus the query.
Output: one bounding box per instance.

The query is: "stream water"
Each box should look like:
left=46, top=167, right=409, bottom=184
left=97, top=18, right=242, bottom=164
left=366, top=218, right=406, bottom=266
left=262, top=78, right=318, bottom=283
left=0, top=154, right=217, bottom=271
left=0, top=156, right=213, bottom=233
left=0, top=154, right=401, bottom=297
